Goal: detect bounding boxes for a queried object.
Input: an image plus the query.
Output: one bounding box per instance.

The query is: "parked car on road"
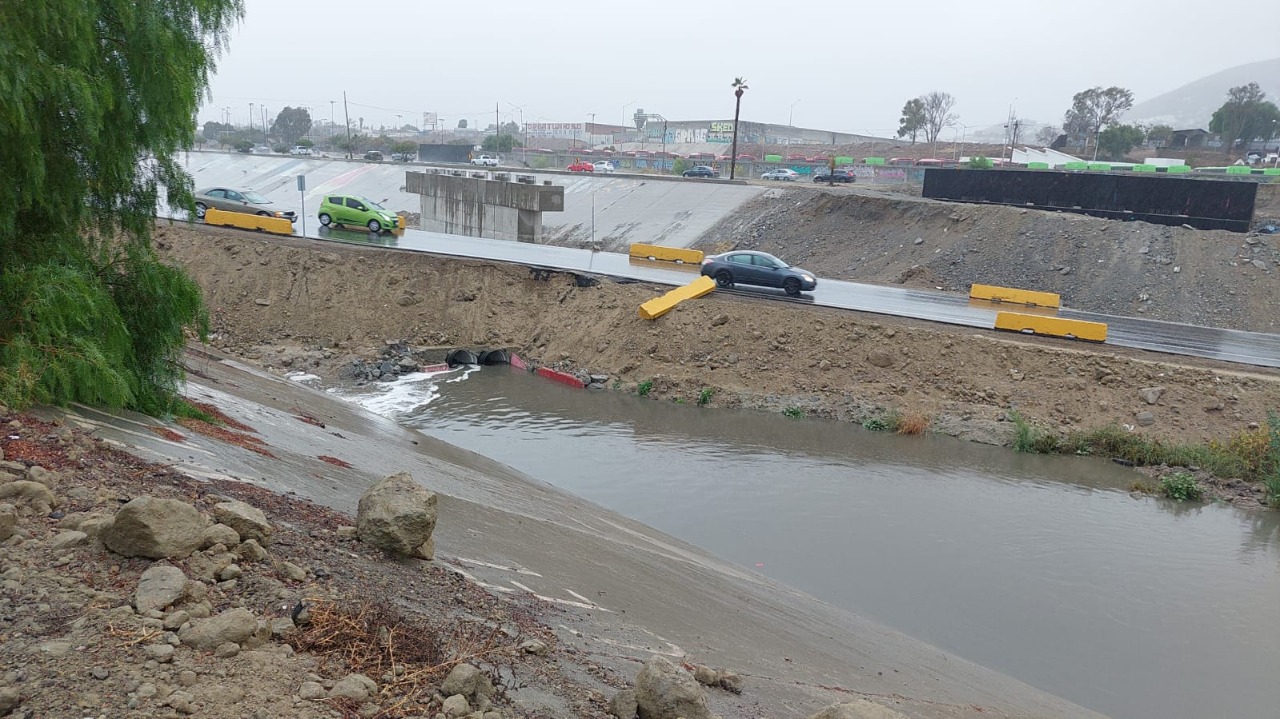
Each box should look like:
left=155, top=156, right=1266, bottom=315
left=289, top=146, right=313, bottom=156
left=700, top=250, right=817, bottom=296
left=812, top=169, right=855, bottom=183
left=682, top=165, right=718, bottom=178
left=471, top=154, right=500, bottom=166
left=761, top=168, right=799, bottom=181
left=317, top=194, right=399, bottom=233
left=363, top=150, right=384, bottom=162
left=567, top=160, right=595, bottom=172
left=193, top=187, right=296, bottom=222
left=593, top=161, right=616, bottom=173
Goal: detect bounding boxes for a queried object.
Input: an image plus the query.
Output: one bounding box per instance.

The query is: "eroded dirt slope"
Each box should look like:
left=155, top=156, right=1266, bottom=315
left=696, top=188, right=1280, bottom=333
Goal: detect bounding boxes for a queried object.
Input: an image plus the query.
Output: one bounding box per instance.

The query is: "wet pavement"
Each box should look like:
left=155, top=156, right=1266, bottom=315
left=48, top=349, right=1109, bottom=719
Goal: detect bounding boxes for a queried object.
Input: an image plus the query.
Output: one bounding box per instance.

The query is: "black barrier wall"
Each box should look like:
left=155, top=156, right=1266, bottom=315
left=416, top=143, right=474, bottom=164
left=922, top=169, right=1258, bottom=232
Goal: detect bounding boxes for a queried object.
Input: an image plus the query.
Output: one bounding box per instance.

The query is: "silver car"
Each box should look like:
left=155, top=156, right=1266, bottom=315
left=193, top=187, right=297, bottom=222
left=761, top=168, right=799, bottom=181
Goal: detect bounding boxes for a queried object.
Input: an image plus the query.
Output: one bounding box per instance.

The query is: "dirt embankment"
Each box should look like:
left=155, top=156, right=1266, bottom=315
left=696, top=188, right=1280, bottom=333
left=158, top=224, right=1280, bottom=499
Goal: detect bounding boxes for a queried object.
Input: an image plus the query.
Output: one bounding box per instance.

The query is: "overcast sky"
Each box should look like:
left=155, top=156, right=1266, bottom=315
left=201, top=0, right=1278, bottom=136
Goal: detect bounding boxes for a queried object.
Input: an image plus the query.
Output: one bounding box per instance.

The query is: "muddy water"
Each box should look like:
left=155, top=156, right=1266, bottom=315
left=341, top=367, right=1280, bottom=719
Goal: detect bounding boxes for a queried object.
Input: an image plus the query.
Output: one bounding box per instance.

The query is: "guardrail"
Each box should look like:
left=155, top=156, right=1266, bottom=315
left=970, top=283, right=1061, bottom=308
left=629, top=243, right=704, bottom=265
left=203, top=208, right=294, bottom=236
left=995, top=311, right=1107, bottom=342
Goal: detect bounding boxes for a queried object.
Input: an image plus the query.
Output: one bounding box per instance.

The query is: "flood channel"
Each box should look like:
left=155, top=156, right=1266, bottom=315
left=337, top=366, right=1280, bottom=719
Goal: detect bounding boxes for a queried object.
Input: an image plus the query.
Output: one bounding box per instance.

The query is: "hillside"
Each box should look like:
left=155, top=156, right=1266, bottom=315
left=1130, top=56, right=1280, bottom=129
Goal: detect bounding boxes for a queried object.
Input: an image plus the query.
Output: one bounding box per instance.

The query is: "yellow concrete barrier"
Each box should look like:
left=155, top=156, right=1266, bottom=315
left=970, top=283, right=1061, bottom=308
left=639, top=276, right=716, bottom=320
left=995, top=312, right=1107, bottom=342
left=629, top=243, right=704, bottom=265
left=204, top=208, right=294, bottom=236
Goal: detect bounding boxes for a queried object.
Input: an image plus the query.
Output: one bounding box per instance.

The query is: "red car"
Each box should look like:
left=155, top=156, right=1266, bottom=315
left=567, top=161, right=595, bottom=172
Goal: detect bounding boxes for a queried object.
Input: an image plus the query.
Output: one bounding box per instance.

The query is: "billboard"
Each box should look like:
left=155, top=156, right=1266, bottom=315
left=526, top=122, right=585, bottom=139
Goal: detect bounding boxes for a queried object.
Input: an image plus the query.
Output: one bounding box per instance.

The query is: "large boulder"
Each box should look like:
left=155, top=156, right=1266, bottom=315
left=440, top=663, right=494, bottom=702
left=807, top=700, right=909, bottom=719
left=356, top=472, right=437, bottom=559
left=178, top=608, right=257, bottom=650
left=100, top=496, right=206, bottom=559
left=328, top=673, right=377, bottom=701
left=634, top=656, right=713, bottom=719
left=212, top=500, right=272, bottom=545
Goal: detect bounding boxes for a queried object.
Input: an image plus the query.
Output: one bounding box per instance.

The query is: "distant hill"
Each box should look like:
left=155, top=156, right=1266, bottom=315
left=1129, top=57, right=1280, bottom=129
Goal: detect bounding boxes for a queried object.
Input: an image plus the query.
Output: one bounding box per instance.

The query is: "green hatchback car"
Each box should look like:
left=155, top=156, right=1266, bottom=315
left=317, top=195, right=399, bottom=233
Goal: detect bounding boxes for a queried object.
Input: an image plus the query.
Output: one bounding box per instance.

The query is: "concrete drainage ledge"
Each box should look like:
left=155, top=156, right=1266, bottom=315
left=342, top=339, right=607, bottom=392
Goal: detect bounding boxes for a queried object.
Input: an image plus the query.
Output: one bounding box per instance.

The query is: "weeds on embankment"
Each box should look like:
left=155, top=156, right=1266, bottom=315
left=1011, top=411, right=1280, bottom=506
left=861, top=410, right=930, bottom=436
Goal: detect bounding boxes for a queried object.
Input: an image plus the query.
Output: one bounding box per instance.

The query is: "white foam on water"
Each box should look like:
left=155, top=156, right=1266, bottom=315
left=285, top=371, right=322, bottom=383
left=338, top=365, right=477, bottom=419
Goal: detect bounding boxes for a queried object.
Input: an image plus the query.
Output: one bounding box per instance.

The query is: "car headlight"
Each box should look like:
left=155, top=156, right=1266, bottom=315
left=801, top=275, right=814, bottom=283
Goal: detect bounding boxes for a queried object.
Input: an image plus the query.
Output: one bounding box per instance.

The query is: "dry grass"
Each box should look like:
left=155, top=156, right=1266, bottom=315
left=147, top=426, right=186, bottom=442
left=318, top=455, right=353, bottom=468
left=895, top=412, right=930, bottom=435
left=176, top=417, right=277, bottom=459
left=288, top=599, right=522, bottom=718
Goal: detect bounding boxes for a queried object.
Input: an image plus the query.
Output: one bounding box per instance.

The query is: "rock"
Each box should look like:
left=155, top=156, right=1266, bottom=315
left=1252, top=259, right=1267, bottom=270
left=214, top=641, right=240, bottom=658
left=441, top=663, right=494, bottom=701
left=356, top=472, right=438, bottom=559
left=178, top=671, right=198, bottom=687
left=634, top=655, right=712, bottom=719
left=717, top=671, right=743, bottom=694
left=145, top=643, right=175, bottom=663
left=336, top=525, right=358, bottom=539
left=866, top=350, right=895, bottom=369
left=519, top=639, right=549, bottom=655
left=0, top=686, right=20, bottom=714
left=77, top=513, right=114, bottom=538
left=442, top=694, right=471, bottom=718
left=188, top=550, right=236, bottom=583
left=690, top=664, right=742, bottom=694
left=298, top=681, right=326, bottom=700
left=200, top=523, right=241, bottom=549
left=0, top=509, right=15, bottom=541
left=234, top=538, right=269, bottom=563
left=329, top=673, right=377, bottom=701
left=179, top=607, right=258, bottom=650
left=163, top=610, right=190, bottom=631
left=913, top=237, right=924, bottom=245
left=136, top=565, right=189, bottom=613
left=710, top=314, right=729, bottom=327
left=692, top=664, right=718, bottom=687
left=1138, top=387, right=1165, bottom=405
left=212, top=500, right=273, bottom=545
left=276, top=561, right=307, bottom=582
left=1009, top=369, right=1024, bottom=381
left=218, top=563, right=242, bottom=581
left=807, top=699, right=909, bottom=719
left=24, top=466, right=56, bottom=487
left=49, top=530, right=89, bottom=549
left=0, top=480, right=57, bottom=509
left=1135, top=411, right=1156, bottom=427
left=608, top=689, right=638, bottom=719
left=90, top=666, right=109, bottom=680
left=101, top=496, right=206, bottom=559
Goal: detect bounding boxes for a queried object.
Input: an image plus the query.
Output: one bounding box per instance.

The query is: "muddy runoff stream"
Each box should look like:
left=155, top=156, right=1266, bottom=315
left=328, top=365, right=1280, bottom=719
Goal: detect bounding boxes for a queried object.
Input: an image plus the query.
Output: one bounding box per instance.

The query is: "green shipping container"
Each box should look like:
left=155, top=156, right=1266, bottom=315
left=1133, top=164, right=1158, bottom=172
left=1087, top=163, right=1112, bottom=171
left=1026, top=162, right=1049, bottom=169
left=863, top=157, right=885, bottom=165
left=764, top=154, right=783, bottom=163
left=1226, top=165, right=1252, bottom=175
left=835, top=156, right=853, bottom=165
left=1166, top=165, right=1191, bottom=174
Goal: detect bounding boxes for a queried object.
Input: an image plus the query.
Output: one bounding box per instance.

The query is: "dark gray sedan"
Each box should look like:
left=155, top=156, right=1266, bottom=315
left=700, top=250, right=817, bottom=296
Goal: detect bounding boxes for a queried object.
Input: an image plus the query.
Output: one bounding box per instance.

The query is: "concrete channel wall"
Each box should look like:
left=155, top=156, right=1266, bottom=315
left=178, top=150, right=764, bottom=248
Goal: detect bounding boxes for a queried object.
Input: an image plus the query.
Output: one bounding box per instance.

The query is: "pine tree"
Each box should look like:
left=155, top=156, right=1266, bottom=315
left=0, top=1, right=244, bottom=413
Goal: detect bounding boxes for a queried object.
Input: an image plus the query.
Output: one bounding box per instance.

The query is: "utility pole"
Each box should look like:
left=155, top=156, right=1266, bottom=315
left=495, top=102, right=500, bottom=152
left=588, top=113, right=596, bottom=150
left=248, top=102, right=254, bottom=136
left=343, top=91, right=353, bottom=159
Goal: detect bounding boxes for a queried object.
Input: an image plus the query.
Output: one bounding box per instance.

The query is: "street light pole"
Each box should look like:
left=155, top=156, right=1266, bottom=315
left=789, top=98, right=801, bottom=127
left=506, top=103, right=526, bottom=164
left=623, top=99, right=638, bottom=129
left=729, top=78, right=748, bottom=180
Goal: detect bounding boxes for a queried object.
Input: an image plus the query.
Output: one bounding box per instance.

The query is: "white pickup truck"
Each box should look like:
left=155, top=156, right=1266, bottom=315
left=471, top=154, right=500, bottom=167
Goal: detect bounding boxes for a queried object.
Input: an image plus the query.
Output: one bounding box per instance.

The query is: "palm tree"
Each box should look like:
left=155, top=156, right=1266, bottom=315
left=729, top=77, right=748, bottom=179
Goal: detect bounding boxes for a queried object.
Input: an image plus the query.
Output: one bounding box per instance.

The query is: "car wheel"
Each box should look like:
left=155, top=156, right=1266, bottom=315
left=318, top=213, right=331, bottom=226
left=714, top=270, right=734, bottom=289
left=784, top=278, right=802, bottom=296
left=368, top=219, right=382, bottom=233
left=194, top=202, right=207, bottom=219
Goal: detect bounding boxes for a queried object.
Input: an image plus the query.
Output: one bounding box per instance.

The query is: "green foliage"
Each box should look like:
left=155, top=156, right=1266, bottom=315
left=481, top=134, right=519, bottom=153
left=202, top=121, right=235, bottom=144
left=862, top=410, right=899, bottom=432
left=782, top=406, right=804, bottom=419
left=672, top=158, right=689, bottom=176
left=456, top=119, right=468, bottom=129
left=1146, top=123, right=1174, bottom=146
left=296, top=138, right=315, bottom=148
left=1209, top=83, right=1280, bottom=154
left=897, top=98, right=925, bottom=144
left=697, top=387, right=715, bottom=406
left=1159, top=472, right=1204, bottom=502
left=0, top=0, right=237, bottom=412
left=529, top=156, right=551, bottom=169
left=1265, top=411, right=1280, bottom=505
left=967, top=155, right=994, bottom=169
left=390, top=140, right=417, bottom=157
left=272, top=144, right=287, bottom=154
left=1063, top=86, right=1135, bottom=156
left=271, top=106, right=312, bottom=146
left=234, top=139, right=253, bottom=153
left=637, top=379, right=654, bottom=397
left=1097, top=123, right=1147, bottom=160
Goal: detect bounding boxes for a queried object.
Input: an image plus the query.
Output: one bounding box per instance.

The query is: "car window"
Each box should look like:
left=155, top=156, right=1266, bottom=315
left=207, top=189, right=226, bottom=198
left=327, top=196, right=343, bottom=205
left=727, top=254, right=752, bottom=265
left=753, top=255, right=780, bottom=269
left=242, top=190, right=269, bottom=203
left=345, top=198, right=366, bottom=211
left=225, top=190, right=243, bottom=201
